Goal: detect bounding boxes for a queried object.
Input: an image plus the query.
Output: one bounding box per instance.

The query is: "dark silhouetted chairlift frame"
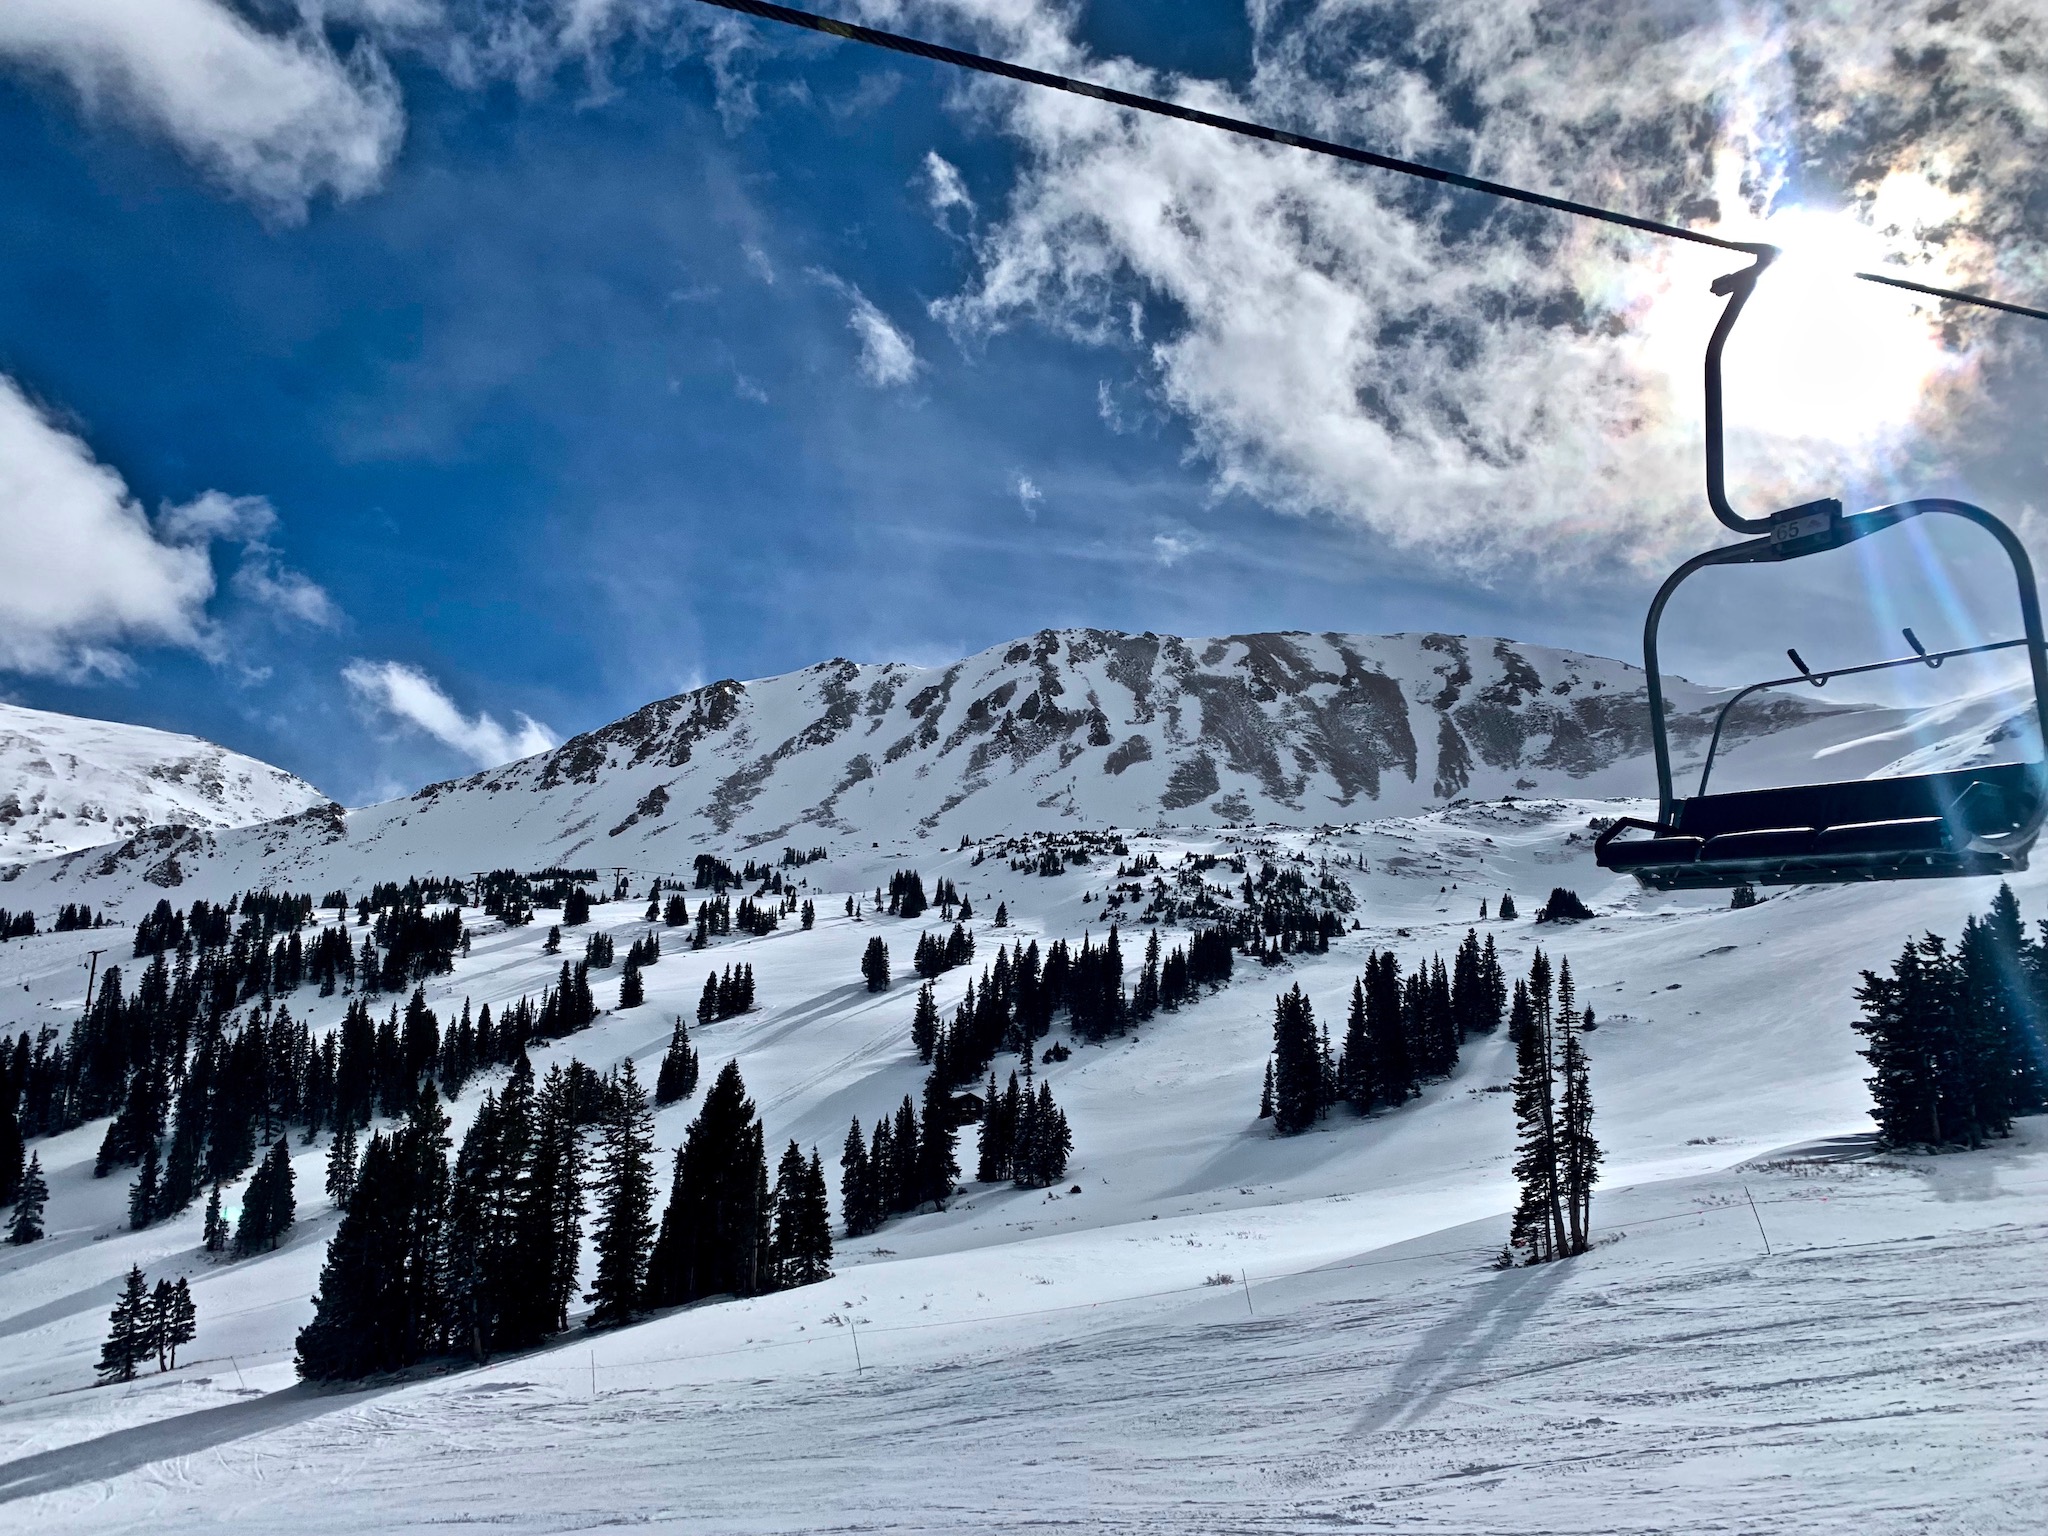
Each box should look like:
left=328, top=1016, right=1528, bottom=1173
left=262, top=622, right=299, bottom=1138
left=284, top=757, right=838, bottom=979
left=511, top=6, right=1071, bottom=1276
left=1595, top=249, right=2048, bottom=889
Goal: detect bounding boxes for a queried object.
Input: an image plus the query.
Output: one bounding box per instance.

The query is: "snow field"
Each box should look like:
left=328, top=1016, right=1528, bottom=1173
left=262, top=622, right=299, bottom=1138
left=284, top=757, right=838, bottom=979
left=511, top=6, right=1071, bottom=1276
left=1, top=799, right=2045, bottom=1528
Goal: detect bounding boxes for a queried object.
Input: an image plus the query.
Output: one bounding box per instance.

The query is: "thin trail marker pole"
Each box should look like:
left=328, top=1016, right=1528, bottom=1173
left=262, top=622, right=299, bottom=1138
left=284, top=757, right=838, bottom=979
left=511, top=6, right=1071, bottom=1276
left=849, top=1319, right=864, bottom=1376
left=590, top=1350, right=598, bottom=1399
left=1743, top=1185, right=1773, bottom=1256
left=1241, top=1266, right=1254, bottom=1317
left=231, top=1356, right=245, bottom=1391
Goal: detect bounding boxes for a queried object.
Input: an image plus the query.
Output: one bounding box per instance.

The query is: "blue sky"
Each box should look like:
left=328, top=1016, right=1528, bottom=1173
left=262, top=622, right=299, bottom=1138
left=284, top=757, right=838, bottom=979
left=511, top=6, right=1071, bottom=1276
left=1, top=2, right=2043, bottom=804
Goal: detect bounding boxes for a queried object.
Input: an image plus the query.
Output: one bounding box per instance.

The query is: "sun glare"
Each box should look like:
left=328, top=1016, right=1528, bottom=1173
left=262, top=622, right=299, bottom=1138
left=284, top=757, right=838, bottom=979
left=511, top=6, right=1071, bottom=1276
left=1624, top=178, right=1974, bottom=461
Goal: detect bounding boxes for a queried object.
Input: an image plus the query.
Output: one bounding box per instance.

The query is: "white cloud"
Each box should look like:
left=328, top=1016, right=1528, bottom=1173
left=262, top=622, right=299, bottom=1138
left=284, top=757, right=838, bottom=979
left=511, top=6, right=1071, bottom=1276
left=0, top=376, right=216, bottom=678
left=342, top=658, right=558, bottom=767
left=845, top=291, right=920, bottom=387
left=161, top=490, right=340, bottom=628
left=1014, top=474, right=1043, bottom=517
left=0, top=0, right=405, bottom=220
left=923, top=150, right=976, bottom=222
left=925, top=0, right=2048, bottom=571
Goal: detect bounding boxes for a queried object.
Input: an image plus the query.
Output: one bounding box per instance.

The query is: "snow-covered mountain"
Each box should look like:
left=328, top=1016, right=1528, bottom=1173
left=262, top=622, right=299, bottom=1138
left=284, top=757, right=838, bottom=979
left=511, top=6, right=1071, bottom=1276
left=0, top=629, right=1937, bottom=908
left=0, top=702, right=326, bottom=869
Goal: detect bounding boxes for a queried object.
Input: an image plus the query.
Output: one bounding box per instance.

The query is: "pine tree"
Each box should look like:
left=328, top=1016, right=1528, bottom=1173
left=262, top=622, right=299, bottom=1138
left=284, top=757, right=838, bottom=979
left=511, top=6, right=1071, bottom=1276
left=862, top=936, right=890, bottom=992
left=1339, top=979, right=1373, bottom=1112
left=445, top=1071, right=534, bottom=1363
left=1498, top=893, right=1517, bottom=922
left=911, top=982, right=940, bottom=1063
left=585, top=1060, right=657, bottom=1328
left=149, top=1278, right=176, bottom=1371
left=1269, top=985, right=1322, bottom=1134
left=326, top=1123, right=359, bottom=1209
left=647, top=1060, right=769, bottom=1304
left=8, top=1151, right=47, bottom=1244
left=1013, top=1080, right=1073, bottom=1189
left=771, top=1139, right=835, bottom=1288
left=502, top=1061, right=586, bottom=1344
left=0, top=1092, right=23, bottom=1209
left=235, top=1137, right=296, bottom=1256
left=97, top=1266, right=153, bottom=1384
left=618, top=954, right=644, bottom=1010
left=162, top=1278, right=197, bottom=1368
left=128, top=1140, right=162, bottom=1231
left=1504, top=952, right=1565, bottom=1266
left=914, top=1072, right=959, bottom=1209
left=655, top=1016, right=700, bottom=1106
left=1257, top=1060, right=1273, bottom=1119
left=203, top=1183, right=228, bottom=1253
left=840, top=1118, right=875, bottom=1237
left=1557, top=998, right=1600, bottom=1255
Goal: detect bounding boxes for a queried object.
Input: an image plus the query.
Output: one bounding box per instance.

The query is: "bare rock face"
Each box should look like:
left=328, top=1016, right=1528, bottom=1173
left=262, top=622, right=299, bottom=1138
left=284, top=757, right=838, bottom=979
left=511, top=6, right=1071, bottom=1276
left=7, top=628, right=1887, bottom=905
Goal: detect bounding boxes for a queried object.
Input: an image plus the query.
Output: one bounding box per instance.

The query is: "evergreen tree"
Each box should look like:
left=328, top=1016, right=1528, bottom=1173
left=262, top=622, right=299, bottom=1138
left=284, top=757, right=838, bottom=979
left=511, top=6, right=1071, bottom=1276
left=128, top=1140, right=162, bottom=1231
left=1557, top=996, right=1600, bottom=1255
left=203, top=1183, right=228, bottom=1253
left=914, top=1071, right=959, bottom=1209
left=1504, top=952, right=1565, bottom=1265
left=1338, top=979, right=1374, bottom=1112
left=654, top=1016, right=700, bottom=1106
left=1498, top=893, right=1517, bottom=922
left=149, top=1278, right=176, bottom=1370
left=1012, top=1079, right=1073, bottom=1189
left=0, top=1092, right=22, bottom=1209
left=839, top=1118, right=875, bottom=1238
left=911, top=982, right=940, bottom=1063
left=861, top=936, right=890, bottom=992
left=1268, top=985, right=1322, bottom=1134
left=161, top=1278, right=197, bottom=1368
left=1257, top=1060, right=1273, bottom=1119
left=502, top=1062, right=586, bottom=1344
left=294, top=1083, right=451, bottom=1381
left=97, top=1266, right=153, bottom=1384
left=585, top=1060, right=658, bottom=1328
left=647, top=1060, right=769, bottom=1304
left=326, top=1123, right=359, bottom=1209
left=235, top=1137, right=296, bottom=1255
left=445, top=1070, right=534, bottom=1362
left=618, top=954, right=644, bottom=1010
left=770, top=1140, right=834, bottom=1287
left=8, top=1152, right=46, bottom=1244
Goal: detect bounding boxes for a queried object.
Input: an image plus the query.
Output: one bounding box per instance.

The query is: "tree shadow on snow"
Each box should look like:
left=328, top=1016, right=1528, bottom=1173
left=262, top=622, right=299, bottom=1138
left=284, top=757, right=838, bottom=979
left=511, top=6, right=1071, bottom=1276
left=0, top=1381, right=399, bottom=1504
left=1348, top=1259, right=1575, bottom=1436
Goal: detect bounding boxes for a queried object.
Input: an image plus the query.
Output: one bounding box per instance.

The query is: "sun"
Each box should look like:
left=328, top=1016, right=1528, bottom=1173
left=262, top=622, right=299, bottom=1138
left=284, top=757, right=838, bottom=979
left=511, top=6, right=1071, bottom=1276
left=1622, top=179, right=1974, bottom=464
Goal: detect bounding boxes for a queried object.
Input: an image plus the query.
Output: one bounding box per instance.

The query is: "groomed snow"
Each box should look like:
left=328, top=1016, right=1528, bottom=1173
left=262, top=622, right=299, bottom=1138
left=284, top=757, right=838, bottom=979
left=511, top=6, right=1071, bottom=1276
left=2, top=798, right=2045, bottom=1529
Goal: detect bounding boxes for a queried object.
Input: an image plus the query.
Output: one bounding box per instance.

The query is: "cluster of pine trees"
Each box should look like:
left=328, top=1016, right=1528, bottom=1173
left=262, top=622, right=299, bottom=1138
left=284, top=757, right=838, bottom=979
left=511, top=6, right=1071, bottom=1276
left=1503, top=950, right=1599, bottom=1265
left=838, top=1075, right=960, bottom=1236
left=53, top=903, right=104, bottom=932
left=912, top=924, right=976, bottom=979
left=885, top=870, right=929, bottom=919
left=1852, top=884, right=2048, bottom=1148
left=0, top=908, right=39, bottom=940
left=1263, top=929, right=1508, bottom=1133
left=692, top=895, right=733, bottom=948
left=654, top=1017, right=700, bottom=1106
left=96, top=1266, right=197, bottom=1383
left=975, top=1060, right=1072, bottom=1189
left=697, top=964, right=756, bottom=1023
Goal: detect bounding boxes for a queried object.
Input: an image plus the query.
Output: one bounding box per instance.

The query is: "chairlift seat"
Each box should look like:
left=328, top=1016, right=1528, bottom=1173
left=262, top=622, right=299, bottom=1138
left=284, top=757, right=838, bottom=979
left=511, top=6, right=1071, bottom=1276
left=1597, top=762, right=2042, bottom=889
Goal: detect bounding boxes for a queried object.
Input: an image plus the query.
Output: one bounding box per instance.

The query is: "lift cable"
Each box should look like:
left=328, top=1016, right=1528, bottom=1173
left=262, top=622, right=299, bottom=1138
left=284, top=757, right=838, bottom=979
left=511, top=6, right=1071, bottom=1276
left=687, top=0, right=2048, bottom=325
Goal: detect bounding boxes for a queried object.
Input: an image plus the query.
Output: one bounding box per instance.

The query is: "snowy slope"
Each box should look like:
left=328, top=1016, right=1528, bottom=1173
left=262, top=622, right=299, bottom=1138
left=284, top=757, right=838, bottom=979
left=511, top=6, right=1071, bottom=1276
left=0, top=627, right=1962, bottom=915
left=0, top=632, right=2042, bottom=1530
left=0, top=703, right=326, bottom=869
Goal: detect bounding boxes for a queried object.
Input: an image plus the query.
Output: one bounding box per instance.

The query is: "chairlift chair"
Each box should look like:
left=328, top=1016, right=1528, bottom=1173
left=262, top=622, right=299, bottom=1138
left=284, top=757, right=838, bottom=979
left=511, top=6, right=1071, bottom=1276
left=1596, top=248, right=2048, bottom=890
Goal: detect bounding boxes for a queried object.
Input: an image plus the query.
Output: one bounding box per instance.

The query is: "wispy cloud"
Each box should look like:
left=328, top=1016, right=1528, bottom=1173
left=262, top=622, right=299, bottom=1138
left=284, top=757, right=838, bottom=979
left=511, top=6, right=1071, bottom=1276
left=1014, top=475, right=1043, bottom=518
left=0, top=0, right=403, bottom=220
left=342, top=659, right=557, bottom=768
